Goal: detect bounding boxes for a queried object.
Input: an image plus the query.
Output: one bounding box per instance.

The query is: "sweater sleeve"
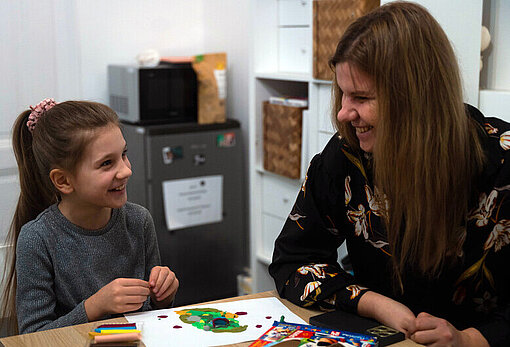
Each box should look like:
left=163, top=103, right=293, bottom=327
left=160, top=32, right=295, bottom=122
left=269, top=142, right=369, bottom=313
left=16, top=227, right=89, bottom=334
left=140, top=208, right=168, bottom=310
left=143, top=209, right=161, bottom=280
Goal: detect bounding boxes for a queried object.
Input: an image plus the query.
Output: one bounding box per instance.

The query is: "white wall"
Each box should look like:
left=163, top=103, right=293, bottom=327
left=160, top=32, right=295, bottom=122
left=202, top=1, right=251, bottom=229
left=0, top=0, right=207, bottom=136
left=202, top=0, right=250, bottom=137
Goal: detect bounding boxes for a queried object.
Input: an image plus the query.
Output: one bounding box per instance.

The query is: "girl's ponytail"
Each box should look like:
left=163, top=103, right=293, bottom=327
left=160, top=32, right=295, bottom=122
left=12, top=109, right=57, bottom=227
left=1, top=109, right=57, bottom=335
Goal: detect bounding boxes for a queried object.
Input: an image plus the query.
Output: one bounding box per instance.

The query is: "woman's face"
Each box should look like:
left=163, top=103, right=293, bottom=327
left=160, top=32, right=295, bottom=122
left=336, top=62, right=378, bottom=153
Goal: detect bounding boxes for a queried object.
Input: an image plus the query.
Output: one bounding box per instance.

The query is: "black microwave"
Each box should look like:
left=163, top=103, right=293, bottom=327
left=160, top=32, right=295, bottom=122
left=108, top=64, right=197, bottom=125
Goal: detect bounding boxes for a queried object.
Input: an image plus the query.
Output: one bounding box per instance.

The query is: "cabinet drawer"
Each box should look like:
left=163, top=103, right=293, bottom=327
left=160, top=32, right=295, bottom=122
left=278, top=27, right=311, bottom=74
left=262, top=213, right=286, bottom=259
left=278, top=0, right=310, bottom=27
left=318, top=84, right=336, bottom=133
left=262, top=174, right=300, bottom=219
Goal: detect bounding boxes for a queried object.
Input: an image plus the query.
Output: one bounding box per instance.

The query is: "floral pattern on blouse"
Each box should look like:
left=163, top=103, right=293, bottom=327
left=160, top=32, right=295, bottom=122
left=346, top=284, right=368, bottom=300
left=343, top=155, right=390, bottom=254
left=292, top=264, right=339, bottom=308
left=270, top=105, right=510, bottom=346
left=456, top=181, right=510, bottom=308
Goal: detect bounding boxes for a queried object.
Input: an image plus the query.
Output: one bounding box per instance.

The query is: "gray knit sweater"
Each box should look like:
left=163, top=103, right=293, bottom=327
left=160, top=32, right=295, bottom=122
left=16, top=202, right=161, bottom=334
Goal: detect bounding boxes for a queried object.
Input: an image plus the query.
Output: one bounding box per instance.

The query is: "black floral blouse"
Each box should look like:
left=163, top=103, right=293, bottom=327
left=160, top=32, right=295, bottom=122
left=269, top=105, right=510, bottom=346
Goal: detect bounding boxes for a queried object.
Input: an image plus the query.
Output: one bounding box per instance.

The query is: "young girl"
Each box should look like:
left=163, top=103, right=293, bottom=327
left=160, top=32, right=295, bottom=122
left=1, top=99, right=179, bottom=334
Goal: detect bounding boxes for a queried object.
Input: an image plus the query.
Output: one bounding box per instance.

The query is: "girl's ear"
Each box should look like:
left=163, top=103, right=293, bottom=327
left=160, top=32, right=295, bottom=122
left=49, top=168, right=74, bottom=195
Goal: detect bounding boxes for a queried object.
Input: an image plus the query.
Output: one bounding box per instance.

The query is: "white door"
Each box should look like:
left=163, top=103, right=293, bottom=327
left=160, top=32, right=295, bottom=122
left=0, top=139, right=19, bottom=313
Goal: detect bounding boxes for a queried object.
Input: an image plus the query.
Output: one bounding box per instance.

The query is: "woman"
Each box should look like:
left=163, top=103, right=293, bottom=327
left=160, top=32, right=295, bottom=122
left=269, top=2, right=509, bottom=346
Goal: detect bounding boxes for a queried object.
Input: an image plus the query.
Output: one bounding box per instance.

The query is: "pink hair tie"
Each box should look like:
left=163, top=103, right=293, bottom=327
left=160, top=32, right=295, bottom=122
left=27, top=98, right=57, bottom=132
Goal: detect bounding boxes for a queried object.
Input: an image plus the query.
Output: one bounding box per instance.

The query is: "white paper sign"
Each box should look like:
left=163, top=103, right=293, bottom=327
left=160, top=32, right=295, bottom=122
left=162, top=175, right=223, bottom=230
left=125, top=297, right=307, bottom=347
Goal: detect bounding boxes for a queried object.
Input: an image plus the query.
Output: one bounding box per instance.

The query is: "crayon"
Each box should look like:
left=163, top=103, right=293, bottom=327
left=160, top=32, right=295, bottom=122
left=97, top=323, right=137, bottom=328
left=89, top=330, right=141, bottom=337
left=94, top=332, right=141, bottom=343
left=94, top=327, right=136, bottom=331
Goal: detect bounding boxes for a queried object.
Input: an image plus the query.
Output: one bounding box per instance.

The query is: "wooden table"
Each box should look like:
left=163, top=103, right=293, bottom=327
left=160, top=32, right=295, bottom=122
left=0, top=291, right=419, bottom=346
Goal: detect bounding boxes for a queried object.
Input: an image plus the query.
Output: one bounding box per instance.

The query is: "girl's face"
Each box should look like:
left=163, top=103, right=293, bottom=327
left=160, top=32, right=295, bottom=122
left=336, top=62, right=378, bottom=153
left=67, top=124, right=132, bottom=217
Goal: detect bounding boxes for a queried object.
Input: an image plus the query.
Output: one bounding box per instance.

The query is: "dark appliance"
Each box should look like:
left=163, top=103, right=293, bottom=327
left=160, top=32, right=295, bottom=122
left=108, top=64, right=197, bottom=125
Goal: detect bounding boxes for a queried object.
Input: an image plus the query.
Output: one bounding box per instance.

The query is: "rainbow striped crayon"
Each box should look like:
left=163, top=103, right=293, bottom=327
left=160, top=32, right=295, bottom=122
left=94, top=329, right=141, bottom=334
left=89, top=330, right=141, bottom=337
left=94, top=327, right=136, bottom=333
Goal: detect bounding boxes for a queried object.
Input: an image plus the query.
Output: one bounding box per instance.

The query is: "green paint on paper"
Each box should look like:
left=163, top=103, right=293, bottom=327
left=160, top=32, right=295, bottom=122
left=175, top=308, right=248, bottom=333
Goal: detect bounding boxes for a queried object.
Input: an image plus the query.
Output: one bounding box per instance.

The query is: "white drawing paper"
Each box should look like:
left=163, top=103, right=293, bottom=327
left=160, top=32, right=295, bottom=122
left=162, top=175, right=223, bottom=230
left=125, top=297, right=307, bottom=347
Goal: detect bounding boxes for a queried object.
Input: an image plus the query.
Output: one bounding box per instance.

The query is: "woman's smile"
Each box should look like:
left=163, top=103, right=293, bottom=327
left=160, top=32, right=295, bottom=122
left=336, top=62, right=378, bottom=153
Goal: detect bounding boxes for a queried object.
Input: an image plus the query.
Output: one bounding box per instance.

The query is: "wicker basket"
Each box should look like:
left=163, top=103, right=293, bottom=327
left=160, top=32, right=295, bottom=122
left=313, top=0, right=379, bottom=80
left=263, top=101, right=305, bottom=179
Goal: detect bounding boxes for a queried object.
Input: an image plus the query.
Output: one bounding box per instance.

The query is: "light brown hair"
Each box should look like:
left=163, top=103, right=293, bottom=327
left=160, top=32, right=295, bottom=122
left=329, top=2, right=485, bottom=287
left=1, top=101, right=120, bottom=334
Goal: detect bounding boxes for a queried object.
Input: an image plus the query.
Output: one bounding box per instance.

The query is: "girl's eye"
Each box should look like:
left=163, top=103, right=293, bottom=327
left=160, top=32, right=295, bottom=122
left=101, top=160, right=112, bottom=167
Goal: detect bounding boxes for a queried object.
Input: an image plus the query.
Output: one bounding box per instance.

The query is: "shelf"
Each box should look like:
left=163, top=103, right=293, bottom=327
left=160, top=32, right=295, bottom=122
left=319, top=129, right=335, bottom=135
left=255, top=166, right=305, bottom=182
left=312, top=78, right=333, bottom=85
left=255, top=72, right=310, bottom=83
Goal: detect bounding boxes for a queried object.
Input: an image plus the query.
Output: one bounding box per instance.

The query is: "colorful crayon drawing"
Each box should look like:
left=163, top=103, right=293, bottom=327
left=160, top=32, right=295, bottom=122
left=175, top=308, right=248, bottom=333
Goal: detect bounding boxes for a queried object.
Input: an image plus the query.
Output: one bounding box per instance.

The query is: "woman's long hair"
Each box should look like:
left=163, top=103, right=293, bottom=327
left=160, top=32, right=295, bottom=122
left=329, top=2, right=485, bottom=286
left=1, top=101, right=119, bottom=335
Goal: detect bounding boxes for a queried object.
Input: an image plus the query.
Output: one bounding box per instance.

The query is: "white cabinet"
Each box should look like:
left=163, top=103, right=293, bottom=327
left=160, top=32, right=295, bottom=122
left=278, top=27, right=311, bottom=74
left=259, top=175, right=301, bottom=262
left=318, top=84, right=335, bottom=134
left=249, top=0, right=509, bottom=293
left=250, top=0, right=338, bottom=293
left=278, top=0, right=310, bottom=26
left=261, top=214, right=285, bottom=262
left=262, top=175, right=300, bottom=217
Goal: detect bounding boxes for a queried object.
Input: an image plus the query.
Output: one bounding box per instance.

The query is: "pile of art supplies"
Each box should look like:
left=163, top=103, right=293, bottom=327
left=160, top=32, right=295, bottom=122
left=88, top=322, right=142, bottom=344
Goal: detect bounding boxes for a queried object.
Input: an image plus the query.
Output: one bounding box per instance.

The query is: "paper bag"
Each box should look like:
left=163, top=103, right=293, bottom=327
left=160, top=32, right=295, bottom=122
left=192, top=53, right=227, bottom=124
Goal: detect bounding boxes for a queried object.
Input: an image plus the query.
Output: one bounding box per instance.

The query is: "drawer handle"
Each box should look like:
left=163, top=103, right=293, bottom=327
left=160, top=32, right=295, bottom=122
left=301, top=0, right=307, bottom=6
left=283, top=198, right=289, bottom=204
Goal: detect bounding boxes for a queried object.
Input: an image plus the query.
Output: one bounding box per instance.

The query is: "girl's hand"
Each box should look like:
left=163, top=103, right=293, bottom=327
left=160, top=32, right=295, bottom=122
left=357, top=291, right=416, bottom=337
left=149, top=266, right=179, bottom=308
left=85, top=278, right=150, bottom=321
left=410, top=312, right=490, bottom=347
